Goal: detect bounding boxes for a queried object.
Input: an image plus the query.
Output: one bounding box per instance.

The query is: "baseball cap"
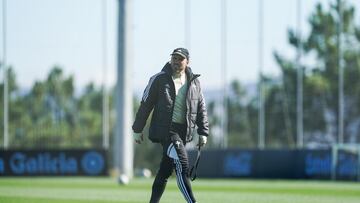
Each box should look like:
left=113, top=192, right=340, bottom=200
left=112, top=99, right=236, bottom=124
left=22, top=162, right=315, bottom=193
left=171, top=48, right=189, bottom=60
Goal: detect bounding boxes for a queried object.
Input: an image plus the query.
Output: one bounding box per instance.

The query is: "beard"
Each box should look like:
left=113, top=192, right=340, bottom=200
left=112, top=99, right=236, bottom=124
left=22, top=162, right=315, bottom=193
left=171, top=63, right=185, bottom=73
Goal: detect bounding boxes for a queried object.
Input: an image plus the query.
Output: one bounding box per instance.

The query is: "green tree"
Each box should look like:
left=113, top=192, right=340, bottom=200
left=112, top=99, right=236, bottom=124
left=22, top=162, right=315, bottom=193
left=272, top=0, right=360, bottom=147
left=227, top=80, right=255, bottom=148
left=1, top=65, right=111, bottom=149
left=0, top=66, right=19, bottom=147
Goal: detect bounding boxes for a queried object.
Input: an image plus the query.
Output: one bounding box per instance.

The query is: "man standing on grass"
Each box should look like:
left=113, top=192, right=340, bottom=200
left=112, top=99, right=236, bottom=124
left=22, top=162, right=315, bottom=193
left=132, top=48, right=209, bottom=203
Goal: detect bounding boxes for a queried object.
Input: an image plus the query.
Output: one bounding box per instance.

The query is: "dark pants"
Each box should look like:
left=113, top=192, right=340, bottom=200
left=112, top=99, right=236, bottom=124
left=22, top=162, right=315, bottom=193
left=149, top=123, right=196, bottom=203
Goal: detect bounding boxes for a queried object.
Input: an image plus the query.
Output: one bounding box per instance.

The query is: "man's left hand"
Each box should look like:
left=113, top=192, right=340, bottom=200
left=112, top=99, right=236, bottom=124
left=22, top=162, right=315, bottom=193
left=198, top=135, right=207, bottom=147
left=134, top=132, right=144, bottom=144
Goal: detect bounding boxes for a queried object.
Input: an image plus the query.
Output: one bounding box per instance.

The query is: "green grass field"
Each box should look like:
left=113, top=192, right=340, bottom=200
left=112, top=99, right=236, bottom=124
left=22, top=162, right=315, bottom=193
left=0, top=177, right=360, bottom=203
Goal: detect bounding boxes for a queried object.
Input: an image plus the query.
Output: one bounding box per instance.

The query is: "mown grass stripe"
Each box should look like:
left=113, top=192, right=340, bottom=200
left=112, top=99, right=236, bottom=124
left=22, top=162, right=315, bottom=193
left=0, top=178, right=359, bottom=203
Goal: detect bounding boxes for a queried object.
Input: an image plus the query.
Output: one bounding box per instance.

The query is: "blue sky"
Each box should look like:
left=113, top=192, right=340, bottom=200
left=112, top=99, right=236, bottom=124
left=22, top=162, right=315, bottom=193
left=1, top=0, right=359, bottom=92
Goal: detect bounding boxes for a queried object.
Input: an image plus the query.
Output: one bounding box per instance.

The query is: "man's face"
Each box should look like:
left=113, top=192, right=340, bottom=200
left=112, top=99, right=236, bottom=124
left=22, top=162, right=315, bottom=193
left=171, top=54, right=188, bottom=74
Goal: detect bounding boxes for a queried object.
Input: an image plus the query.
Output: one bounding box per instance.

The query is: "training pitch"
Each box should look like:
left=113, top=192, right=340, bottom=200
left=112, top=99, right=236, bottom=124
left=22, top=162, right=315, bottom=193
left=0, top=177, right=359, bottom=203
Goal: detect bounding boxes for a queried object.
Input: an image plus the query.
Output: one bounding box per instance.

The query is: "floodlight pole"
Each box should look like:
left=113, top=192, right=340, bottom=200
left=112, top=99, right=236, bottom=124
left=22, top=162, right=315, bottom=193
left=296, top=0, right=303, bottom=148
left=101, top=0, right=110, bottom=149
left=221, top=0, right=228, bottom=149
left=3, top=0, right=9, bottom=149
left=337, top=0, right=344, bottom=144
left=258, top=0, right=265, bottom=149
left=114, top=0, right=133, bottom=179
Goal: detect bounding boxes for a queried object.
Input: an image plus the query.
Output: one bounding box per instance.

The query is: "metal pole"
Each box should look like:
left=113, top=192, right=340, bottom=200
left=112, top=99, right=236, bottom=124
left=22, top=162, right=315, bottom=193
left=184, top=0, right=191, bottom=50
left=101, top=0, right=110, bottom=149
left=358, top=146, right=360, bottom=182
left=331, top=145, right=337, bottom=180
left=3, top=0, right=9, bottom=149
left=258, top=0, right=265, bottom=149
left=221, top=0, right=228, bottom=148
left=296, top=0, right=303, bottom=148
left=337, top=0, right=344, bottom=144
left=114, top=0, right=133, bottom=179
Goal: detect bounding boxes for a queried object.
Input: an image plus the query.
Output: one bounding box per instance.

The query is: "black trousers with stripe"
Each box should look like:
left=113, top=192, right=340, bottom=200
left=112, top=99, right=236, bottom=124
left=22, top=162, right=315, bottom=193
left=149, top=123, right=196, bottom=203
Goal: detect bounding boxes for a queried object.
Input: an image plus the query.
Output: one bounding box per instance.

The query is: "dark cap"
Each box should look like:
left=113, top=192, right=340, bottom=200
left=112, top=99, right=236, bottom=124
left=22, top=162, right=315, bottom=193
left=171, top=48, right=189, bottom=60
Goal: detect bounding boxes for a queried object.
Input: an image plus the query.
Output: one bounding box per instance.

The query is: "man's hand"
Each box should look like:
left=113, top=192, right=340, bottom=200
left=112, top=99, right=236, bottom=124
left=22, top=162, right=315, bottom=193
left=198, top=135, right=207, bottom=147
left=134, top=132, right=144, bottom=144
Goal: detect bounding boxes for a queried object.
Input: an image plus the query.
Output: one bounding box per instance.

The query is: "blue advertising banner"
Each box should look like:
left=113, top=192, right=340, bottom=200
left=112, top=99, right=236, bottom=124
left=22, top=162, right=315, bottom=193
left=0, top=149, right=107, bottom=176
left=188, top=149, right=359, bottom=181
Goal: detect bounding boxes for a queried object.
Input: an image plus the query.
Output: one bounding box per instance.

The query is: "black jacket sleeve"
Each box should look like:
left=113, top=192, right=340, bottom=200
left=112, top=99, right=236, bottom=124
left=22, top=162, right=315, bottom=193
left=196, top=82, right=209, bottom=136
left=132, top=74, right=159, bottom=133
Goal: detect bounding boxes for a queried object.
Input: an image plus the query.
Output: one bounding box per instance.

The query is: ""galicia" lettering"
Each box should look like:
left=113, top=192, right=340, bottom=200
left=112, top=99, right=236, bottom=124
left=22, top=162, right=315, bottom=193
left=10, top=152, right=77, bottom=174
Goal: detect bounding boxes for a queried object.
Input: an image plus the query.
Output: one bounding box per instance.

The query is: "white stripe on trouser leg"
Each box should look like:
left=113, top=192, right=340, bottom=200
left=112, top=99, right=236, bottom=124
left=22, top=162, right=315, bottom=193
left=167, top=144, right=193, bottom=203
left=175, top=159, right=192, bottom=203
left=167, top=144, right=178, bottom=159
